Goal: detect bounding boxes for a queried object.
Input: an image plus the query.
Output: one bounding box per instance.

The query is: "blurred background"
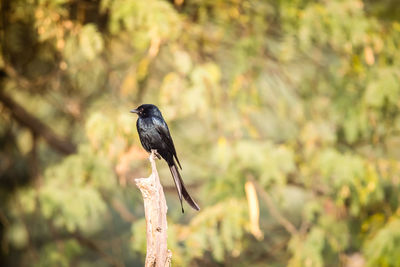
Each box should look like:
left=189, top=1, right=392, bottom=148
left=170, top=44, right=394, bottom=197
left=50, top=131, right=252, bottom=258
left=1, top=0, right=400, bottom=266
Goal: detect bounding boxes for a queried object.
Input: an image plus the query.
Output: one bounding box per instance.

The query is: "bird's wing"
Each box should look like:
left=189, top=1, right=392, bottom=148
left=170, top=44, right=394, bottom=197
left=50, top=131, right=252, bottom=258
left=152, top=116, right=182, bottom=169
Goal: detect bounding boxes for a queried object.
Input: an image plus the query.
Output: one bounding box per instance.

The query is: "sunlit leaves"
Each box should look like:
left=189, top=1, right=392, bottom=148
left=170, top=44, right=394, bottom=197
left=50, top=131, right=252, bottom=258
left=39, top=147, right=114, bottom=233
left=86, top=113, right=117, bottom=150
left=209, top=140, right=295, bottom=203
left=7, top=221, right=28, bottom=249
left=364, top=68, right=400, bottom=108
left=232, top=141, right=295, bottom=187
left=184, top=198, right=248, bottom=262
left=364, top=218, right=400, bottom=267
left=65, top=26, right=102, bottom=61
left=80, top=24, right=104, bottom=61
left=173, top=50, right=193, bottom=75
left=184, top=63, right=222, bottom=116
left=296, top=0, right=372, bottom=52
left=106, top=0, right=181, bottom=50
left=316, top=149, right=384, bottom=214
left=288, top=228, right=325, bottom=267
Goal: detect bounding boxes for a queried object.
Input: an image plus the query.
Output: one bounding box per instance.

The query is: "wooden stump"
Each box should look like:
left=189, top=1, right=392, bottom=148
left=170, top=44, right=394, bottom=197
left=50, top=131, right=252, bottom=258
left=134, top=150, right=172, bottom=267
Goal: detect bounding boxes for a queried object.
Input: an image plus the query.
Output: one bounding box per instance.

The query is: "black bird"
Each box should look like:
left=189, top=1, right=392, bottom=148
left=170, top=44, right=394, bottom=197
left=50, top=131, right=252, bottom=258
left=130, top=104, right=200, bottom=213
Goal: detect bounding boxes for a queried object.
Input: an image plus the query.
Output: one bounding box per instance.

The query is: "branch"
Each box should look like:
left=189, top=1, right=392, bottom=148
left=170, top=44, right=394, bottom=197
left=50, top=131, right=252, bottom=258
left=131, top=150, right=172, bottom=267
left=111, top=197, right=136, bottom=222
left=244, top=180, right=263, bottom=240
left=254, top=181, right=298, bottom=236
left=0, top=90, right=76, bottom=155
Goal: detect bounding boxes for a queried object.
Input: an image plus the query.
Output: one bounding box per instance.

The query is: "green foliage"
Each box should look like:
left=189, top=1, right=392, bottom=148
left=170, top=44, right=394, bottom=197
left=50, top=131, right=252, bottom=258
left=288, top=229, right=325, bottom=267
left=39, top=146, right=113, bottom=232
left=1, top=0, right=400, bottom=266
left=36, top=240, right=82, bottom=267
left=364, top=218, right=400, bottom=267
left=184, top=198, right=248, bottom=262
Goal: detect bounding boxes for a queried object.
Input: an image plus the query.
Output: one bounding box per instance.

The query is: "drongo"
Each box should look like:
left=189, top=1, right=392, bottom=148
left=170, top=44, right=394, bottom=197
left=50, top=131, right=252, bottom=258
left=130, top=104, right=200, bottom=213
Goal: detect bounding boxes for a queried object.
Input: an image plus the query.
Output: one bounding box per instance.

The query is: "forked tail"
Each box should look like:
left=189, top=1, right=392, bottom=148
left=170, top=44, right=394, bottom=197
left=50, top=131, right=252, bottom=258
left=169, top=164, right=200, bottom=213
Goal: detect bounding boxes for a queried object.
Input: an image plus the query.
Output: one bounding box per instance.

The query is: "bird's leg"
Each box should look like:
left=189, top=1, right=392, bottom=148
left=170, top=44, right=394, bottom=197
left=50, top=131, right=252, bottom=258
left=151, top=149, right=162, bottom=160
left=155, top=151, right=162, bottom=160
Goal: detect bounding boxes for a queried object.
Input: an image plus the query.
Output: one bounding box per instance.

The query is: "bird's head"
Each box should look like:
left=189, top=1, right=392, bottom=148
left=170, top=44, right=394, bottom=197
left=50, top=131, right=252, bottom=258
left=130, top=104, right=162, bottom=118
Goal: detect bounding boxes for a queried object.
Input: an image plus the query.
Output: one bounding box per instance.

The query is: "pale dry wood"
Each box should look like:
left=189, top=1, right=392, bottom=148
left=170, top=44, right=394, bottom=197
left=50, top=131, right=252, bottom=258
left=245, top=180, right=263, bottom=240
left=134, top=150, right=172, bottom=267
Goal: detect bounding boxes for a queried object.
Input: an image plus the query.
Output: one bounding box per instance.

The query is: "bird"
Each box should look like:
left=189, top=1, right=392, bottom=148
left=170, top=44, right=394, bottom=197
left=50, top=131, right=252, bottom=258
left=130, top=104, right=200, bottom=213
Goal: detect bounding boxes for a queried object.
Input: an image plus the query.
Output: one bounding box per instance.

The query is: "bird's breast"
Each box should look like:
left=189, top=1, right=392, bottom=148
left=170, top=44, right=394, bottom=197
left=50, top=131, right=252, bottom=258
left=137, top=117, right=153, bottom=130
left=137, top=118, right=162, bottom=143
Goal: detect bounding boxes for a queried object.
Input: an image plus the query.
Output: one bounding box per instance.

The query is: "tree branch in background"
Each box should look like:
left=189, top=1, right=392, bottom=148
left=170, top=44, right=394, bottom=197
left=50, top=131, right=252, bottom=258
left=254, top=181, right=298, bottom=236
left=111, top=197, right=136, bottom=222
left=0, top=90, right=76, bottom=155
left=130, top=150, right=172, bottom=267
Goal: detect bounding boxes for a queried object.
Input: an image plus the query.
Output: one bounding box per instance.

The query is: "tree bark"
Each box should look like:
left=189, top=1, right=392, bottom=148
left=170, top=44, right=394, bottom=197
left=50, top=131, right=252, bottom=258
left=134, top=150, right=172, bottom=267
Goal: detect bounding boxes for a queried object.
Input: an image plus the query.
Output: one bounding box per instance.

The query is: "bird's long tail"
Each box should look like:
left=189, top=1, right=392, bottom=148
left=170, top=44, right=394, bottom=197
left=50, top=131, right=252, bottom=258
left=169, top=163, right=200, bottom=213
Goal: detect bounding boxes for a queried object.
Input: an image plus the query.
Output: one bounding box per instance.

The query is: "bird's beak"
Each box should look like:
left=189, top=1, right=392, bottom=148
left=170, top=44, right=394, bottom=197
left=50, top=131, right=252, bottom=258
left=130, top=109, right=139, bottom=114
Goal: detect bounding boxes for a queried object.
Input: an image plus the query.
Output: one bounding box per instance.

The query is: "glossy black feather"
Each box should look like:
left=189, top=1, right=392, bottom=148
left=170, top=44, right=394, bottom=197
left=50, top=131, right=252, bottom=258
left=131, top=104, right=200, bottom=212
